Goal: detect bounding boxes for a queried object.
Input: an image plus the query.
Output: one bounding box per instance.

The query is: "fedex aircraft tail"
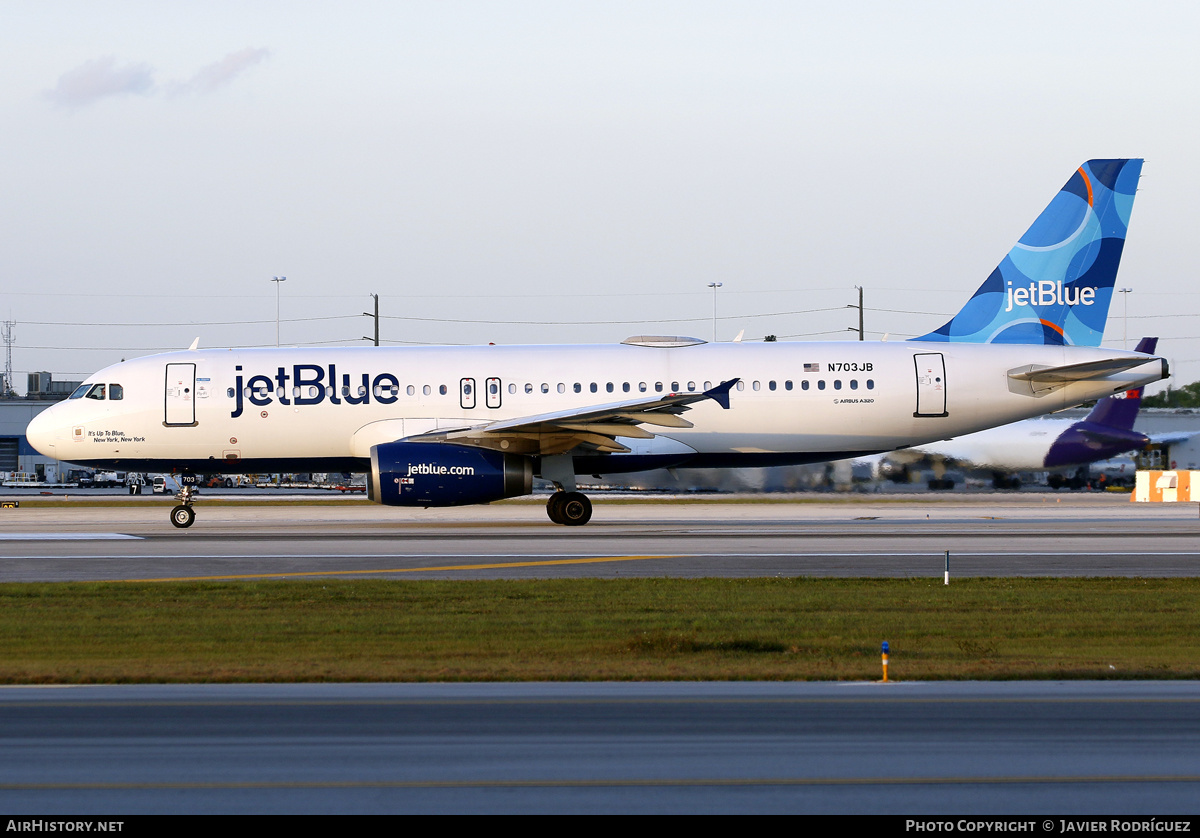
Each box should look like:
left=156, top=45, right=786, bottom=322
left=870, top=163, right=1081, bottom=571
left=913, top=158, right=1143, bottom=346
left=1042, top=336, right=1156, bottom=468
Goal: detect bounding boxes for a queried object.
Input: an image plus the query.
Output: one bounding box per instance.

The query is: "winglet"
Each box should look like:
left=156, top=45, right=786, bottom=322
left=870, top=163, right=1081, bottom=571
left=705, top=378, right=739, bottom=410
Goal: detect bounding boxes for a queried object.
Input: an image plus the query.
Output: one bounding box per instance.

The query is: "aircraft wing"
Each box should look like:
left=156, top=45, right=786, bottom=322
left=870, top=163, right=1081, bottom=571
left=401, top=379, right=740, bottom=456
left=1148, top=431, right=1200, bottom=447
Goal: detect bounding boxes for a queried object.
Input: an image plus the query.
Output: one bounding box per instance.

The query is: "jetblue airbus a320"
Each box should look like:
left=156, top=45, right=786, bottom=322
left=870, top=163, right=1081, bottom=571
left=27, top=159, right=1167, bottom=527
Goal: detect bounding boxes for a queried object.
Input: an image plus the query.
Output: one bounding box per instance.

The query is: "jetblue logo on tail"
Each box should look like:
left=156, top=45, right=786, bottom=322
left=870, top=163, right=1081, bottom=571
left=913, top=158, right=1142, bottom=347
left=1005, top=280, right=1095, bottom=311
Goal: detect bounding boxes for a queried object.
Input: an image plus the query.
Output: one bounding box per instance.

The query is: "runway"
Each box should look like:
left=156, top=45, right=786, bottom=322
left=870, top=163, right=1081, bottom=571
left=2, top=680, right=1198, bottom=814
left=4, top=496, right=1198, bottom=814
left=1, top=494, right=1198, bottom=581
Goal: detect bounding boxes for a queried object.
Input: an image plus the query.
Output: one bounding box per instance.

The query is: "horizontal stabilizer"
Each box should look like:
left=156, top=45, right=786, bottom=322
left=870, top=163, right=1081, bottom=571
left=1009, top=356, right=1159, bottom=384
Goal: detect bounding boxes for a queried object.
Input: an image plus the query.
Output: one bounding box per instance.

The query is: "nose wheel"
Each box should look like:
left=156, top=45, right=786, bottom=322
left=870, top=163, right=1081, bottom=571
left=546, top=491, right=592, bottom=526
left=170, top=483, right=197, bottom=528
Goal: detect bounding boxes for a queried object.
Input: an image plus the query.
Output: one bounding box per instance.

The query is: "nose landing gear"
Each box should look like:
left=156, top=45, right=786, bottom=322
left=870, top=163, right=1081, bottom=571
left=169, top=478, right=198, bottom=528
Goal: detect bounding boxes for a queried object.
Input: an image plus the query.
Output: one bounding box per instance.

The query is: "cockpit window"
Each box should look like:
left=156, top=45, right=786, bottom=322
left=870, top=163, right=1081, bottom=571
left=85, top=384, right=106, bottom=400
left=110, top=384, right=123, bottom=401
left=69, top=384, right=90, bottom=399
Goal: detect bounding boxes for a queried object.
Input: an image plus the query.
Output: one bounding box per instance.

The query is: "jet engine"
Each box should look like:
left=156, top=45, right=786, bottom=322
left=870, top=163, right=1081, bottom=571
left=368, top=441, right=533, bottom=507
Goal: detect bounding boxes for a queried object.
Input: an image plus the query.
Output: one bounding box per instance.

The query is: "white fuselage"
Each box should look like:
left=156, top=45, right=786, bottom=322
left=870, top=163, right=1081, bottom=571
left=26, top=340, right=1166, bottom=475
left=911, top=418, right=1081, bottom=471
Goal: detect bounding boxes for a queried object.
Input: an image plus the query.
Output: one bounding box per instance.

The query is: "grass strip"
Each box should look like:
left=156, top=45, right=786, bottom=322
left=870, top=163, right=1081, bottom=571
left=0, top=578, right=1195, bottom=683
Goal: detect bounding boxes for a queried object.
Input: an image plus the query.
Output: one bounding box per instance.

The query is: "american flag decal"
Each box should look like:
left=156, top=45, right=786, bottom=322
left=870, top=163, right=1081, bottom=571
left=804, top=363, right=820, bottom=373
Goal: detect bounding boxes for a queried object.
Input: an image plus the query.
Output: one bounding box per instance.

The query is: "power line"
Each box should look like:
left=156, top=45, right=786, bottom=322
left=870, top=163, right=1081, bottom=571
left=377, top=307, right=849, bottom=326
left=19, top=315, right=359, bottom=327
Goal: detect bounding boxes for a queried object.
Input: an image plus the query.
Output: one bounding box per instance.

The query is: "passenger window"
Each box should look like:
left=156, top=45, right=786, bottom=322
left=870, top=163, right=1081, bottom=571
left=818, top=380, right=826, bottom=390
left=687, top=382, right=696, bottom=392
left=736, top=381, right=744, bottom=391
left=768, top=381, right=776, bottom=391
left=850, top=380, right=858, bottom=390
left=463, top=382, right=473, bottom=396
left=655, top=382, right=663, bottom=393
left=342, top=386, right=351, bottom=397
left=623, top=382, right=630, bottom=393
left=867, top=379, right=875, bottom=390
left=834, top=380, right=842, bottom=390
left=801, top=380, right=809, bottom=391
left=439, top=384, right=447, bottom=395
left=86, top=384, right=106, bottom=400
left=558, top=383, right=566, bottom=394
left=752, top=381, right=761, bottom=391
left=671, top=381, right=680, bottom=392
left=541, top=383, right=549, bottom=394
left=703, top=381, right=712, bottom=390
left=227, top=388, right=235, bottom=398
left=407, top=385, right=415, bottom=396
left=508, top=383, right=516, bottom=395
left=423, top=385, right=431, bottom=396
left=573, top=383, right=581, bottom=393
left=525, top=383, right=533, bottom=394
left=606, top=383, right=614, bottom=393
left=590, top=383, right=598, bottom=393
left=110, top=384, right=123, bottom=400
left=639, top=382, right=648, bottom=393
left=785, top=380, right=792, bottom=391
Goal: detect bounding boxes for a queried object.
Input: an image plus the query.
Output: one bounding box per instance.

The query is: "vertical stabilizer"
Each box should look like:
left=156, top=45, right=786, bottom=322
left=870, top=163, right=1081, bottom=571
left=913, top=158, right=1142, bottom=346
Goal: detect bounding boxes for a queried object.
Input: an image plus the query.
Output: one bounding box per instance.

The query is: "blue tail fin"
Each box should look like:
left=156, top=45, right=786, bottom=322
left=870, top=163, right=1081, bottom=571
left=912, top=158, right=1142, bottom=346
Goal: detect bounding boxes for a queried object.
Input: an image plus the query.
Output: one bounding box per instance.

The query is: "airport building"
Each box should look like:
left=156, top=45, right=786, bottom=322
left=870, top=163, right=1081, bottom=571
left=0, top=373, right=83, bottom=483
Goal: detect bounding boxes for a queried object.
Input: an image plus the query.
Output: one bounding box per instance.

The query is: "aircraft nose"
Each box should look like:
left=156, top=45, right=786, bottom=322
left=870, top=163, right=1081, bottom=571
left=25, top=406, right=61, bottom=458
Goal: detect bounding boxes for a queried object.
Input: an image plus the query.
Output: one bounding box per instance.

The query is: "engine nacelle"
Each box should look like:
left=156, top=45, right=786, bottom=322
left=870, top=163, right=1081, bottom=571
left=368, top=441, right=533, bottom=507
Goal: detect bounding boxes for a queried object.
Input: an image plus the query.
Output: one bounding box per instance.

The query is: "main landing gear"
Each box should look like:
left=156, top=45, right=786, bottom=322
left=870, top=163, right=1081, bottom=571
left=170, top=481, right=197, bottom=529
left=546, top=491, right=592, bottom=526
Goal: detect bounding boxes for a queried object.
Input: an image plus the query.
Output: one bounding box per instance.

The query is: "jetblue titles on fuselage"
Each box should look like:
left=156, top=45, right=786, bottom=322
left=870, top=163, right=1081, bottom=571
left=231, top=364, right=401, bottom=417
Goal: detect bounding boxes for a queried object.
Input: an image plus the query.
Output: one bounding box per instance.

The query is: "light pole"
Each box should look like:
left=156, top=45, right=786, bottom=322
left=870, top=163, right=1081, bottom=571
left=271, top=276, right=287, bottom=346
left=1117, top=287, right=1132, bottom=350
left=707, top=282, right=723, bottom=342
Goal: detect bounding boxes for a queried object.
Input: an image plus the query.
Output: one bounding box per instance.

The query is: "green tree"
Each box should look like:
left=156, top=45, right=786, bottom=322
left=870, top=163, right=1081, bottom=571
left=1143, top=381, right=1200, bottom=408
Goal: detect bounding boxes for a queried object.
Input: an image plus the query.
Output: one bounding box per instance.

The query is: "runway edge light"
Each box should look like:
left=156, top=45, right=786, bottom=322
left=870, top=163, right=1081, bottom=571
left=881, top=641, right=889, bottom=683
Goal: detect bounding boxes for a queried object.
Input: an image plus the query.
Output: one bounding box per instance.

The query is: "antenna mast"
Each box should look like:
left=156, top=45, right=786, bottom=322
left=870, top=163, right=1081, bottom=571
left=1, top=321, right=13, bottom=397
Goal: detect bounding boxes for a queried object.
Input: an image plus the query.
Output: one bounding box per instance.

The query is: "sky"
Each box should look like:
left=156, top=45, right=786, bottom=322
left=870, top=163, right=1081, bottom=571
left=2, top=1, right=1199, bottom=394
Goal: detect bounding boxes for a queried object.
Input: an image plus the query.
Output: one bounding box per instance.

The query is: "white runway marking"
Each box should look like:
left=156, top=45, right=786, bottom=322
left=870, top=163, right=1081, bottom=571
left=0, top=533, right=143, bottom=541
